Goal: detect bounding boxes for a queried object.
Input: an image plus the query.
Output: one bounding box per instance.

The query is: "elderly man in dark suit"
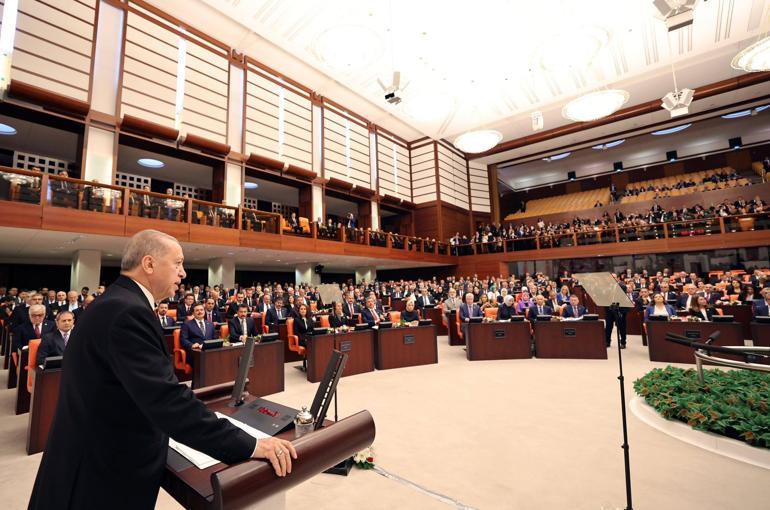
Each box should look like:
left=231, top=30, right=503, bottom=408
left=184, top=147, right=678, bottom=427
left=36, top=310, right=75, bottom=365
left=14, top=303, right=55, bottom=351
left=562, top=295, right=587, bottom=319
left=527, top=295, right=553, bottom=322
left=29, top=229, right=296, bottom=510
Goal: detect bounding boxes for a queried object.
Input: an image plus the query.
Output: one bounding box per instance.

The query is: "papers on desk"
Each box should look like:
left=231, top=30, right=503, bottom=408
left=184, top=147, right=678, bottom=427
left=168, top=412, right=272, bottom=469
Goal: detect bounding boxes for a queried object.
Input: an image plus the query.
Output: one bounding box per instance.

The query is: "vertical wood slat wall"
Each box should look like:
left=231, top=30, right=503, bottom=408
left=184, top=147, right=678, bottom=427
left=244, top=64, right=313, bottom=169
left=9, top=0, right=96, bottom=103
left=437, top=142, right=469, bottom=209
left=410, top=142, right=437, bottom=204
left=469, top=160, right=491, bottom=213
left=181, top=38, right=229, bottom=145
left=323, top=104, right=370, bottom=188
left=376, top=129, right=410, bottom=201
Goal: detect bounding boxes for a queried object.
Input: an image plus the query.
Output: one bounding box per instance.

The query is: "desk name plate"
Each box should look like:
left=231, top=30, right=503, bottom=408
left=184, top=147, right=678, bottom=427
left=339, top=340, right=353, bottom=352
left=563, top=328, right=576, bottom=337
left=404, top=335, right=415, bottom=345
left=685, top=330, right=701, bottom=339
left=494, top=330, right=506, bottom=338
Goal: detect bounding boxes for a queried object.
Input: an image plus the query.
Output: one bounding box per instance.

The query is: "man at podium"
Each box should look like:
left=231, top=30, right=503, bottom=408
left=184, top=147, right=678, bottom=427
left=29, top=229, right=296, bottom=510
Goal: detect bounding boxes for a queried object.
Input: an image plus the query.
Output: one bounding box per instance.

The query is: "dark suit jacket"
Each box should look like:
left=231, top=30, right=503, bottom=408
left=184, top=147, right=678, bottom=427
left=265, top=306, right=288, bottom=327
left=753, top=300, right=770, bottom=317
left=689, top=308, right=714, bottom=321
left=178, top=304, right=195, bottom=319
left=180, top=319, right=216, bottom=349
left=401, top=309, right=420, bottom=322
left=458, top=303, right=481, bottom=322
left=498, top=304, right=518, bottom=320
left=416, top=295, right=435, bottom=308
left=343, top=302, right=360, bottom=318
left=329, top=314, right=346, bottom=328
left=13, top=320, right=55, bottom=351
left=562, top=305, right=587, bottom=318
left=37, top=329, right=67, bottom=366
left=202, top=308, right=222, bottom=324
left=29, top=276, right=255, bottom=510
left=676, top=294, right=697, bottom=309
left=361, top=307, right=383, bottom=326
left=294, top=316, right=312, bottom=336
left=527, top=305, right=553, bottom=322
left=228, top=316, right=258, bottom=342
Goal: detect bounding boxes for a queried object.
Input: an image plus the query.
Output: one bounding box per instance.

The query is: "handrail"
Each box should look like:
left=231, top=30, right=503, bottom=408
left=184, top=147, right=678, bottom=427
left=48, top=173, right=126, bottom=192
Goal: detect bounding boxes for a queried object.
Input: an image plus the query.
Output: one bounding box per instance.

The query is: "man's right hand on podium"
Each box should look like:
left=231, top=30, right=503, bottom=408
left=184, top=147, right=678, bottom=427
left=253, top=436, right=298, bottom=477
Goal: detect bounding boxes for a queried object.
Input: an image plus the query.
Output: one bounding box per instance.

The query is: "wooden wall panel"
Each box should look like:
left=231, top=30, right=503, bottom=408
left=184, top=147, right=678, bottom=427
left=376, top=131, right=411, bottom=201
left=323, top=106, right=370, bottom=188
left=11, top=0, right=96, bottom=102
left=413, top=203, right=440, bottom=239
left=469, top=160, right=490, bottom=213
left=180, top=41, right=228, bottom=145
left=410, top=143, right=436, bottom=204
left=437, top=142, right=469, bottom=209
left=441, top=203, right=471, bottom=239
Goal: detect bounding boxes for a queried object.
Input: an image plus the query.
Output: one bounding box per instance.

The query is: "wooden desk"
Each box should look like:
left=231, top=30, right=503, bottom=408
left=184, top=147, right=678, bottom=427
left=751, top=322, right=770, bottom=347
left=191, top=341, right=284, bottom=396
left=27, top=366, right=62, bottom=454
left=162, top=389, right=375, bottom=510
left=647, top=321, right=745, bottom=364
left=375, top=325, right=437, bottom=370
left=424, top=307, right=447, bottom=336
left=466, top=321, right=532, bottom=361
left=305, top=330, right=375, bottom=383
left=626, top=308, right=644, bottom=335
left=16, top=346, right=31, bottom=414
left=721, top=304, right=754, bottom=339
left=533, top=320, right=608, bottom=359
left=447, top=310, right=463, bottom=346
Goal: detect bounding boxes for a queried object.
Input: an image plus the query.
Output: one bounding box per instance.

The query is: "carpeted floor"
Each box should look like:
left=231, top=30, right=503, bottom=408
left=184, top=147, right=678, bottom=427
left=0, top=332, right=767, bottom=509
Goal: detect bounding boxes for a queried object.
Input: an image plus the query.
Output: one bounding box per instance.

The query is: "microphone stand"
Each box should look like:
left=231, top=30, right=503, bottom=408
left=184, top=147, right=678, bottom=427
left=611, top=302, right=633, bottom=510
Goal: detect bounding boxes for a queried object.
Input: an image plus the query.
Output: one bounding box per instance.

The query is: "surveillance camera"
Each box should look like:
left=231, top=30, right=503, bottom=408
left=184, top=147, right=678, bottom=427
left=385, top=92, right=401, bottom=105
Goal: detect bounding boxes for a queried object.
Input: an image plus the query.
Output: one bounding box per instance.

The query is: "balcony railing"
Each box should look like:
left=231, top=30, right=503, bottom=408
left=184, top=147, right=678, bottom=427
left=455, top=213, right=769, bottom=256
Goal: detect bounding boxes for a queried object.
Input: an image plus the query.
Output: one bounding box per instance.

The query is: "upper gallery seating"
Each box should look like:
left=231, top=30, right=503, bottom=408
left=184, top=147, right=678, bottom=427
left=506, top=187, right=610, bottom=221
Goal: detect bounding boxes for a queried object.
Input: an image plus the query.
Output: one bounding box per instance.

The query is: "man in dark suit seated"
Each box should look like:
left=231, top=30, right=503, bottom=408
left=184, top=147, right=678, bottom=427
left=459, top=292, right=481, bottom=338
left=562, top=295, right=587, bottom=319
left=179, top=303, right=216, bottom=361
left=14, top=304, right=55, bottom=351
left=416, top=288, right=435, bottom=308
left=265, top=296, right=288, bottom=329
left=676, top=285, right=698, bottom=310
left=227, top=292, right=247, bottom=318
left=498, top=295, right=518, bottom=320
left=287, top=212, right=302, bottom=234
left=50, top=170, right=78, bottom=208
left=254, top=293, right=272, bottom=315
left=178, top=293, right=196, bottom=319
left=361, top=296, right=385, bottom=326
left=228, top=304, right=258, bottom=342
left=49, top=291, right=68, bottom=319
left=343, top=294, right=360, bottom=319
left=527, top=295, right=553, bottom=322
left=156, top=302, right=176, bottom=329
left=36, top=310, right=75, bottom=365
left=753, top=288, right=770, bottom=317
left=203, top=298, right=222, bottom=324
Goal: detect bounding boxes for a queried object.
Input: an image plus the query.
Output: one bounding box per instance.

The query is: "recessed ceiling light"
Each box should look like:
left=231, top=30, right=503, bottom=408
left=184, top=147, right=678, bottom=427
left=244, top=182, right=258, bottom=190
left=721, top=109, right=752, bottom=119
left=651, top=124, right=691, bottom=136
left=454, top=130, right=502, bottom=154
left=0, top=123, right=17, bottom=135
left=542, top=152, right=571, bottom=162
left=592, top=139, right=625, bottom=150
left=562, top=89, right=629, bottom=122
left=138, top=158, right=164, bottom=168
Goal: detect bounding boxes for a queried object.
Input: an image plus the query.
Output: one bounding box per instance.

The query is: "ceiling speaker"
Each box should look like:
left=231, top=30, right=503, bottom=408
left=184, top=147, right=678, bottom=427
left=728, top=137, right=742, bottom=149
left=567, top=171, right=576, bottom=181
left=613, top=161, right=623, bottom=172
left=666, top=150, right=678, bottom=162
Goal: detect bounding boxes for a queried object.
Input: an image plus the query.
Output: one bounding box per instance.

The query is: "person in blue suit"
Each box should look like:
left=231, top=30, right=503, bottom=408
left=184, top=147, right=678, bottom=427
left=180, top=303, right=216, bottom=360
left=753, top=288, right=770, bottom=317
left=562, top=295, right=587, bottom=319
left=527, top=295, right=553, bottom=322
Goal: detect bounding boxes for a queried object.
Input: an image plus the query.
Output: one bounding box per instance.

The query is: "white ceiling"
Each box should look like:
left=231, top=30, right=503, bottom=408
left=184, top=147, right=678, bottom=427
left=0, top=113, right=80, bottom=163
left=118, top=143, right=215, bottom=189
left=498, top=99, right=770, bottom=189
left=155, top=0, right=769, bottom=145
left=0, top=227, right=446, bottom=271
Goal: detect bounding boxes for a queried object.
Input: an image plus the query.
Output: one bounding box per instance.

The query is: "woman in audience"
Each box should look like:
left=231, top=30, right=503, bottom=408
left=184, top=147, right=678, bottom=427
left=739, top=285, right=756, bottom=304
left=645, top=293, right=676, bottom=321
left=329, top=301, right=346, bottom=328
left=557, top=285, right=571, bottom=304
left=478, top=294, right=493, bottom=311
left=401, top=299, right=420, bottom=325
left=294, top=303, right=312, bottom=347
left=287, top=294, right=299, bottom=318
left=725, top=280, right=743, bottom=298
left=689, top=296, right=714, bottom=321
left=516, top=289, right=534, bottom=314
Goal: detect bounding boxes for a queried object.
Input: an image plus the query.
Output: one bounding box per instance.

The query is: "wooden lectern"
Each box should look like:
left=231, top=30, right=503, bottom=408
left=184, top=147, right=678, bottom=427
left=162, top=382, right=376, bottom=510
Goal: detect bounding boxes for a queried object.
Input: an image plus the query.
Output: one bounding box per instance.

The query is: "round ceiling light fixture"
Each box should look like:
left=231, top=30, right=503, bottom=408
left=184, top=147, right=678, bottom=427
left=0, top=123, right=17, bottom=135
left=542, top=152, right=571, bottom=162
left=313, top=25, right=383, bottom=73
left=137, top=158, right=164, bottom=168
left=731, top=36, right=770, bottom=72
left=562, top=89, right=629, bottom=122
left=244, top=182, right=258, bottom=190
left=651, top=123, right=691, bottom=136
left=537, top=26, right=610, bottom=72
left=592, top=139, right=626, bottom=150
left=453, top=130, right=502, bottom=154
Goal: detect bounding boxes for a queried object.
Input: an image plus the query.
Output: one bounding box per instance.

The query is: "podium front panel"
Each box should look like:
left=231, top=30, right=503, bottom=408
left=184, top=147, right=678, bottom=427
left=647, top=321, right=745, bottom=364
left=466, top=321, right=532, bottom=361
left=375, top=325, right=438, bottom=370
left=534, top=321, right=607, bottom=359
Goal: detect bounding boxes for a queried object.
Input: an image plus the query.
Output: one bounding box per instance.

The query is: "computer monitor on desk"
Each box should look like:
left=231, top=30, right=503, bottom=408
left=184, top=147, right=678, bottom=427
left=229, top=336, right=256, bottom=407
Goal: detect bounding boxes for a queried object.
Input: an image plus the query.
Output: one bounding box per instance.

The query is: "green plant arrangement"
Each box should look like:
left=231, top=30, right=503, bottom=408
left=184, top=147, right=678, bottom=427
left=353, top=446, right=375, bottom=469
left=634, top=366, right=770, bottom=448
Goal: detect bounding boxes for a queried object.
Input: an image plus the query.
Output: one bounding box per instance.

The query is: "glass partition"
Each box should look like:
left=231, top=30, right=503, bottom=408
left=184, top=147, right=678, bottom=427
left=128, top=189, right=187, bottom=222
left=47, top=175, right=124, bottom=214
left=0, top=167, right=43, bottom=204
left=191, top=200, right=237, bottom=229
left=723, top=213, right=769, bottom=233
left=241, top=208, right=280, bottom=234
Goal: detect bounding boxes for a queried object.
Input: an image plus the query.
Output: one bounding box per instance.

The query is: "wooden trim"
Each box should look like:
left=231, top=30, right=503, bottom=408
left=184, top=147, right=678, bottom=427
left=326, top=177, right=354, bottom=192
left=351, top=185, right=375, bottom=199
left=465, top=157, right=474, bottom=233
left=180, top=133, right=231, bottom=156
left=409, top=136, right=431, bottom=148
left=374, top=125, right=410, bottom=148
left=477, top=71, right=770, bottom=159
left=433, top=142, right=443, bottom=241
left=244, top=56, right=313, bottom=97
left=120, top=114, right=179, bottom=141
left=284, top=164, right=316, bottom=182
left=8, top=80, right=90, bottom=117
left=321, top=98, right=370, bottom=130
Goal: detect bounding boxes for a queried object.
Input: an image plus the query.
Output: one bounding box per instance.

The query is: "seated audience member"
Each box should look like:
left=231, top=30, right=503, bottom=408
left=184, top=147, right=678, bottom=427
left=416, top=287, right=435, bottom=308
left=255, top=294, right=272, bottom=315
left=478, top=294, right=493, bottom=311
left=528, top=295, right=553, bottom=322
left=50, top=291, right=68, bottom=318
left=753, top=288, right=770, bottom=317
left=401, top=299, right=420, bottom=325
left=689, top=296, right=714, bottom=321
left=516, top=289, right=534, bottom=314
left=361, top=296, right=384, bottom=326
left=557, top=285, right=571, bottom=304
left=227, top=292, right=247, bottom=317
left=635, top=288, right=652, bottom=310
left=329, top=301, right=347, bottom=328
left=343, top=294, right=361, bottom=319
left=179, top=303, right=216, bottom=355
left=442, top=288, right=462, bottom=316
left=203, top=298, right=222, bottom=323
left=288, top=212, right=302, bottom=234
left=14, top=304, right=55, bottom=351
left=562, top=295, right=586, bottom=319
left=545, top=290, right=562, bottom=314
left=294, top=303, right=312, bottom=347
left=228, top=304, right=258, bottom=343
left=156, top=302, right=176, bottom=328
left=459, top=292, right=482, bottom=322
left=178, top=293, right=196, bottom=319
left=265, top=296, right=288, bottom=328
left=645, top=293, right=677, bottom=321
left=36, top=310, right=74, bottom=365
left=498, top=294, right=518, bottom=320
left=738, top=286, right=756, bottom=304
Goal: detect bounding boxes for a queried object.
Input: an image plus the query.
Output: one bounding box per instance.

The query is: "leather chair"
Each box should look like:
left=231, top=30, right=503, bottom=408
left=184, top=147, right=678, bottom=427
left=389, top=311, right=401, bottom=323
left=219, top=324, right=229, bottom=340
left=167, top=309, right=177, bottom=320
left=318, top=315, right=330, bottom=328
left=455, top=309, right=463, bottom=340
left=172, top=329, right=192, bottom=375
left=286, top=317, right=306, bottom=369
left=26, top=339, right=41, bottom=393
left=484, top=307, right=498, bottom=320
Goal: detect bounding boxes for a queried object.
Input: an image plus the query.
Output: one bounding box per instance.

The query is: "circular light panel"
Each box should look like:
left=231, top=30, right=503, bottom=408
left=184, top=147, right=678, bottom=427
left=592, top=139, right=625, bottom=150
left=651, top=124, right=691, bottom=136
left=313, top=25, right=383, bottom=73
left=453, top=130, right=502, bottom=154
left=0, top=123, right=17, bottom=135
left=562, top=89, right=629, bottom=122
left=731, top=36, right=770, bottom=72
left=137, top=158, right=164, bottom=168
left=543, top=152, right=571, bottom=162
left=244, top=182, right=258, bottom=190
left=538, top=26, right=610, bottom=72
left=721, top=110, right=752, bottom=119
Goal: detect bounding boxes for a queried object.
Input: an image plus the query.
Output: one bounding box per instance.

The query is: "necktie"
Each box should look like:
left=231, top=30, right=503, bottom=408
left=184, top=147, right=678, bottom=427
left=241, top=319, right=247, bottom=335
left=198, top=321, right=205, bottom=335
left=161, top=316, right=167, bottom=327
left=372, top=308, right=379, bottom=321
left=207, top=312, right=212, bottom=322
left=539, top=307, right=543, bottom=315
left=277, top=308, right=282, bottom=320
left=574, top=307, right=578, bottom=317
left=63, top=331, right=69, bottom=346
left=35, top=324, right=41, bottom=337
